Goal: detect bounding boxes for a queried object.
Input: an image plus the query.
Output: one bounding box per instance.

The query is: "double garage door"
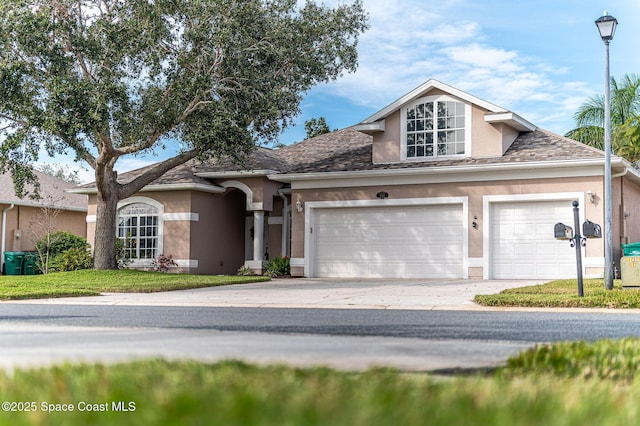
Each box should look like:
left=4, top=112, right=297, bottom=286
left=311, top=199, right=579, bottom=279
left=313, top=204, right=464, bottom=278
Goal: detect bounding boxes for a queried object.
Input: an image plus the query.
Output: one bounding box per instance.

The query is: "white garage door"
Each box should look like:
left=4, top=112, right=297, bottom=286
left=313, top=204, right=463, bottom=278
left=491, top=200, right=577, bottom=279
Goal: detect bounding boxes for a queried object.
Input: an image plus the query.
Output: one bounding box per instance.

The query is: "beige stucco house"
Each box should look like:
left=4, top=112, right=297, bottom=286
left=1, top=170, right=88, bottom=272
left=73, top=79, right=640, bottom=279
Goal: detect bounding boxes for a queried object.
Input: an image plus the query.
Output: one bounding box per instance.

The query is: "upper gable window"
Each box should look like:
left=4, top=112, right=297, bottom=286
left=402, top=96, right=471, bottom=160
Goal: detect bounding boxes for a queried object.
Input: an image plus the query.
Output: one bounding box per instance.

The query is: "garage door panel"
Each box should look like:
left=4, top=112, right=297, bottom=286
left=492, top=200, right=576, bottom=279
left=314, top=205, right=463, bottom=278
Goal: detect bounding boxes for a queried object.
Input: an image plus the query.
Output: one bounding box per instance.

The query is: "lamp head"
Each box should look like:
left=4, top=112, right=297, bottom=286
left=595, top=11, right=618, bottom=42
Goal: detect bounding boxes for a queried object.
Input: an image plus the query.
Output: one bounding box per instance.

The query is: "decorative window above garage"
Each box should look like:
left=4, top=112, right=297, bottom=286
left=402, top=96, right=471, bottom=161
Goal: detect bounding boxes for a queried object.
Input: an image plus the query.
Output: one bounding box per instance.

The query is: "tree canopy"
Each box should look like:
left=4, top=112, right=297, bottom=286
left=304, top=117, right=334, bottom=139
left=566, top=74, right=640, bottom=163
left=0, top=0, right=368, bottom=268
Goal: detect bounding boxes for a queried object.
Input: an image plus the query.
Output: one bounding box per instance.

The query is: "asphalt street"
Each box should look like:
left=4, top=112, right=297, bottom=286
left=3, top=278, right=640, bottom=372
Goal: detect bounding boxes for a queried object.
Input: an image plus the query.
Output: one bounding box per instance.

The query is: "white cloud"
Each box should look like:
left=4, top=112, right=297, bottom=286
left=310, top=0, right=596, bottom=134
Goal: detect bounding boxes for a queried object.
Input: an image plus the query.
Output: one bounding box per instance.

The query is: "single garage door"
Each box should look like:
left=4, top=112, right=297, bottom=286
left=491, top=200, right=577, bottom=279
left=313, top=204, right=463, bottom=278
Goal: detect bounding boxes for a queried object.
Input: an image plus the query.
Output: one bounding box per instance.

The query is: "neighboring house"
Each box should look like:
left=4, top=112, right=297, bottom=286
left=72, top=79, right=640, bottom=279
left=1, top=170, right=88, bottom=271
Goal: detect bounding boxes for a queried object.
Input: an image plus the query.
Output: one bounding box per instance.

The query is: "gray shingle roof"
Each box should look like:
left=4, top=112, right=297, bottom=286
left=191, top=147, right=290, bottom=174
left=78, top=126, right=608, bottom=190
left=273, top=127, right=605, bottom=173
left=0, top=170, right=87, bottom=211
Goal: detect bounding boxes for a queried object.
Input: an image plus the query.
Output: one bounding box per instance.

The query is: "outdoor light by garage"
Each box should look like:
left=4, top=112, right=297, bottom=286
left=595, top=11, right=618, bottom=291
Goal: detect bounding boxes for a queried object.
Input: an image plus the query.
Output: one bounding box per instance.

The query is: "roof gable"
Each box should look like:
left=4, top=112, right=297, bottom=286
left=359, top=79, right=507, bottom=124
left=356, top=78, right=536, bottom=133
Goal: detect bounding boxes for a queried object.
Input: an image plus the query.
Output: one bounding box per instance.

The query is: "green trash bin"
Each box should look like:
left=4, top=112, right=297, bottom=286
left=22, top=252, right=37, bottom=275
left=622, top=242, right=640, bottom=256
left=4, top=251, right=25, bottom=275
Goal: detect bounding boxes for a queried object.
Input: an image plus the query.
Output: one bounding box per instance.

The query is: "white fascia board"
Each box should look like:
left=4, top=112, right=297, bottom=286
left=0, top=197, right=87, bottom=212
left=270, top=159, right=608, bottom=189
left=195, top=170, right=281, bottom=179
left=67, top=183, right=225, bottom=195
left=360, top=79, right=508, bottom=124
left=352, top=121, right=385, bottom=133
left=484, top=112, right=537, bottom=132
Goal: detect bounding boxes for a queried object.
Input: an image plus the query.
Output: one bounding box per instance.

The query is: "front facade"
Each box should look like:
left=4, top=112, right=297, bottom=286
left=76, top=80, right=640, bottom=280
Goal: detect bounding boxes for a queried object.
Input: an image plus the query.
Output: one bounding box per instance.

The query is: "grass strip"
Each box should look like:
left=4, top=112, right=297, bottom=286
left=1, top=359, right=640, bottom=426
left=0, top=270, right=270, bottom=300
left=474, top=278, right=640, bottom=308
left=500, top=337, right=640, bottom=383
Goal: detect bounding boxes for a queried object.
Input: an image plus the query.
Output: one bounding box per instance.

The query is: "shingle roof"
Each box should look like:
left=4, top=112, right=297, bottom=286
left=191, top=146, right=290, bottom=174
left=77, top=126, right=608, bottom=190
left=111, top=161, right=215, bottom=187
left=272, top=127, right=605, bottom=173
left=0, top=170, right=87, bottom=211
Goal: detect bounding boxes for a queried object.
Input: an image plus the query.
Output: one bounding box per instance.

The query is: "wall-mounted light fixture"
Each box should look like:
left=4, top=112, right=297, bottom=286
left=472, top=215, right=478, bottom=229
left=376, top=191, right=389, bottom=199
left=295, top=200, right=303, bottom=213
left=586, top=190, right=595, bottom=204
left=624, top=210, right=631, bottom=219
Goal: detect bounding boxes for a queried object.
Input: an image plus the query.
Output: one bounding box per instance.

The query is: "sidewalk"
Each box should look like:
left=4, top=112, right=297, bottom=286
left=10, top=278, right=547, bottom=309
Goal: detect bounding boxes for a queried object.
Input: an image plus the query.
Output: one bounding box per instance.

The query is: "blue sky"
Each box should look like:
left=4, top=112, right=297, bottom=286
left=54, top=0, right=640, bottom=182
left=278, top=0, right=640, bottom=145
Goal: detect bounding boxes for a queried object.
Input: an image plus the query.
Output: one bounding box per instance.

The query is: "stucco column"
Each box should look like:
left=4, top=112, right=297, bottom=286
left=253, top=210, right=264, bottom=262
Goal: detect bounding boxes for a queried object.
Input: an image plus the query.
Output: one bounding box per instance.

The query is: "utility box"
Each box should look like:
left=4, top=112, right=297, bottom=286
left=621, top=256, right=640, bottom=288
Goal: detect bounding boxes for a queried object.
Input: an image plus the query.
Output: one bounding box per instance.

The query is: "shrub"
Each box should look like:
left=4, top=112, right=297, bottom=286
left=36, top=231, right=90, bottom=257
left=152, top=254, right=178, bottom=272
left=36, top=231, right=91, bottom=274
left=115, top=238, right=132, bottom=269
left=237, top=265, right=255, bottom=276
left=264, top=255, right=290, bottom=277
left=49, top=248, right=93, bottom=272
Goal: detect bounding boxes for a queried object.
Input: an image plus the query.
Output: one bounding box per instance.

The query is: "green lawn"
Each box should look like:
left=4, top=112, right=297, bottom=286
left=3, top=343, right=640, bottom=426
left=2, top=273, right=640, bottom=424
left=474, top=278, right=640, bottom=308
left=0, top=270, right=270, bottom=300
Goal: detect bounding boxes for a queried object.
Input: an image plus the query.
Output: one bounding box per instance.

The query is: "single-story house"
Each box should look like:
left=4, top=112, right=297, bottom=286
left=72, top=79, right=640, bottom=279
left=1, top=170, right=88, bottom=270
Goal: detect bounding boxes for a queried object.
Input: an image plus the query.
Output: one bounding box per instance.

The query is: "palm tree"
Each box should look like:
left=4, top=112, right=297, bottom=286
left=565, top=74, right=640, bottom=153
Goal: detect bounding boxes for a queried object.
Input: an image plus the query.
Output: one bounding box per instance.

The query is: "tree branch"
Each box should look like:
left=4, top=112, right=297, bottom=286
left=118, top=149, right=199, bottom=199
left=0, top=113, right=28, bottom=127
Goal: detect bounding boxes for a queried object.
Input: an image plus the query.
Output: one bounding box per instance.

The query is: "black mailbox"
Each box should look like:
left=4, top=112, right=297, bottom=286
left=554, top=223, right=574, bottom=240
left=583, top=220, right=602, bottom=239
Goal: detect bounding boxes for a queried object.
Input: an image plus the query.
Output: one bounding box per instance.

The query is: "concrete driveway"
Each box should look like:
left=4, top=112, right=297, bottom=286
left=15, top=278, right=545, bottom=309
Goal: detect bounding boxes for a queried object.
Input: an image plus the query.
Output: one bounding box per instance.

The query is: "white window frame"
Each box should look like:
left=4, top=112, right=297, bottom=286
left=400, top=95, right=472, bottom=162
left=117, top=197, right=164, bottom=266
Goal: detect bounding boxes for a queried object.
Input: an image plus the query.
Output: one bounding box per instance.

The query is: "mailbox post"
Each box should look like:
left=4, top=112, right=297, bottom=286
left=554, top=201, right=602, bottom=297
left=571, top=201, right=585, bottom=297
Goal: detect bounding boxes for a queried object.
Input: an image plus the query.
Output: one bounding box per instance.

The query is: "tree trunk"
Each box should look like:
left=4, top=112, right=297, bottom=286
left=93, top=189, right=119, bottom=269
left=93, top=167, right=120, bottom=270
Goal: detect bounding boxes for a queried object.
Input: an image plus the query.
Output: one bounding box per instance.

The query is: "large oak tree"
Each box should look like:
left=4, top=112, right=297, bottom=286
left=0, top=0, right=368, bottom=268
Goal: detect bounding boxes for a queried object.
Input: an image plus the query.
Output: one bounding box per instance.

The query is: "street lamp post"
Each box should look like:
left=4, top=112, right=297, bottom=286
left=595, top=11, right=618, bottom=291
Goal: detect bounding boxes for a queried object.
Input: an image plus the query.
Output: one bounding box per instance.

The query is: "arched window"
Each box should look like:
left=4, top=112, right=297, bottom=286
left=117, top=202, right=160, bottom=260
